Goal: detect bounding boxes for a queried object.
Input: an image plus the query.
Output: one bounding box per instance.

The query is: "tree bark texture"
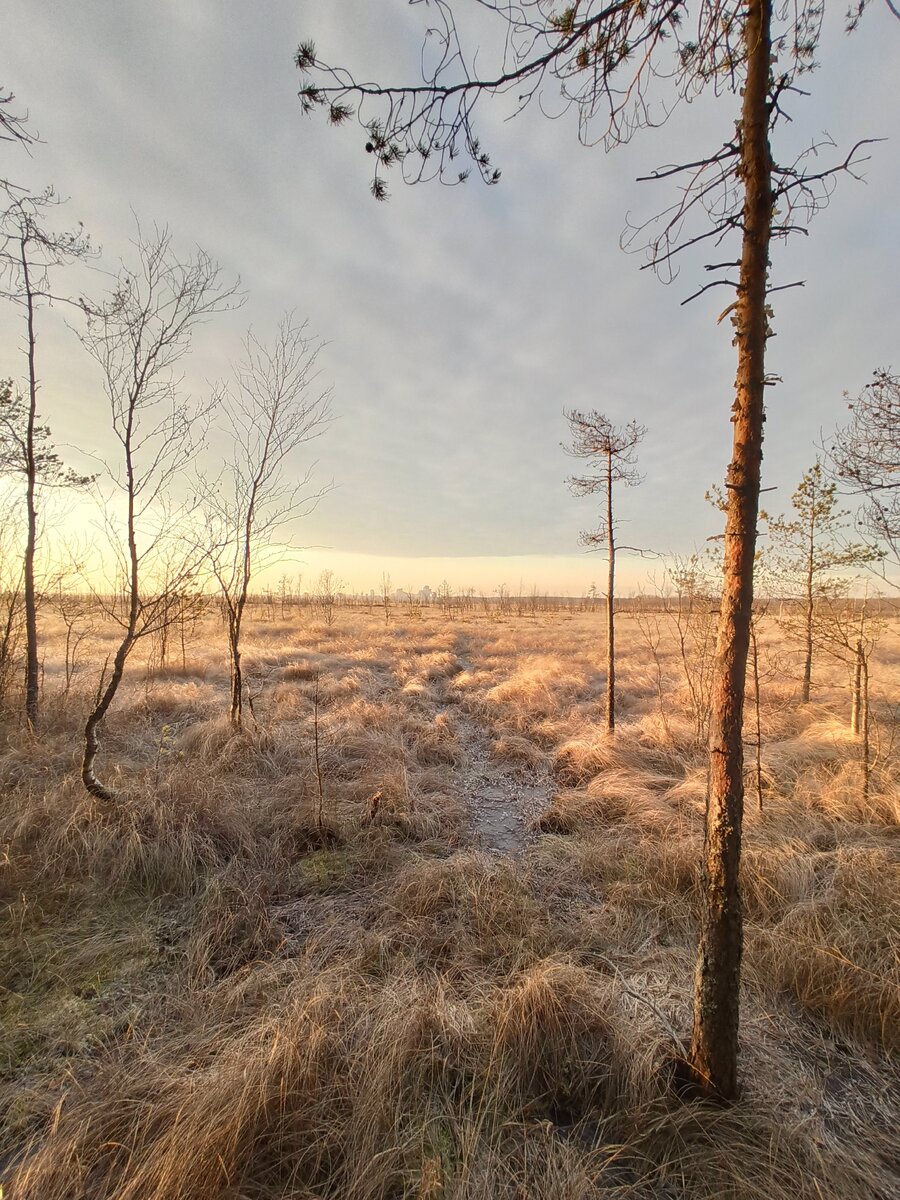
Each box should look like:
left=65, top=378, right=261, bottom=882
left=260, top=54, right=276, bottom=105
left=688, top=0, right=773, bottom=1102
left=22, top=241, right=39, bottom=729
left=229, top=609, right=244, bottom=728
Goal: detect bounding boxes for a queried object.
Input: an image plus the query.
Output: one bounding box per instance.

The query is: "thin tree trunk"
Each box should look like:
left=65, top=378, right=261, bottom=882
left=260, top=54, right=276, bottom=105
left=22, top=240, right=39, bottom=729
left=606, top=450, right=615, bottom=734
left=314, top=670, right=325, bottom=829
left=229, top=602, right=244, bottom=728
left=82, top=638, right=133, bottom=799
left=861, top=657, right=870, bottom=805
left=750, top=621, right=763, bottom=813
left=850, top=637, right=862, bottom=736
left=801, top=515, right=814, bottom=702
left=688, top=0, right=772, bottom=1103
left=81, top=421, right=140, bottom=800
left=230, top=642, right=243, bottom=727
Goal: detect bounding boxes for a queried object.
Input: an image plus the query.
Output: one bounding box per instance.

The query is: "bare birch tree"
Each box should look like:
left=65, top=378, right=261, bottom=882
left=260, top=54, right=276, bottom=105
left=0, top=190, right=94, bottom=726
left=295, top=0, right=885, bottom=1100
left=78, top=226, right=238, bottom=800
left=202, top=315, right=332, bottom=729
left=564, top=409, right=646, bottom=733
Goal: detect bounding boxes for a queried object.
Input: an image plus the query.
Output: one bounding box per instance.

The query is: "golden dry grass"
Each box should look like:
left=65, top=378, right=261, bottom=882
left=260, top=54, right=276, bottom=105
left=0, top=605, right=897, bottom=1199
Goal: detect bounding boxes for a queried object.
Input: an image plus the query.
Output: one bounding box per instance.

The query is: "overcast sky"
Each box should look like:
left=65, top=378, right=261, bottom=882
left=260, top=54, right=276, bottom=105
left=2, top=1, right=898, bottom=594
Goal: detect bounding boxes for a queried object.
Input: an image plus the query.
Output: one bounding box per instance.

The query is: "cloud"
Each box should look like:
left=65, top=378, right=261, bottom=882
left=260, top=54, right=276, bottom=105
left=2, top=1, right=898, bottom=588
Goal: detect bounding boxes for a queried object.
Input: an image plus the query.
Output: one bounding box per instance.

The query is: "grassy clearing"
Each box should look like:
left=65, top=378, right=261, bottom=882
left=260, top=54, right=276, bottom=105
left=1, top=609, right=897, bottom=1198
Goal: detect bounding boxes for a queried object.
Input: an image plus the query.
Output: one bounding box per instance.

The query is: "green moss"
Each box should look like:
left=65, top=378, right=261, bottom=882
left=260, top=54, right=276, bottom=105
left=0, top=889, right=160, bottom=1080
left=291, top=847, right=353, bottom=892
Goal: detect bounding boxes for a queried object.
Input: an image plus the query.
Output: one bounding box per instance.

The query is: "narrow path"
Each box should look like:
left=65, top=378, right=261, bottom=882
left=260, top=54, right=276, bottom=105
left=444, top=634, right=553, bottom=856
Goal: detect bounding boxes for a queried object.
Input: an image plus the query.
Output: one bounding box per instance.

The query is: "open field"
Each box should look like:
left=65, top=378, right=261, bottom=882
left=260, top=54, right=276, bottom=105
left=1, top=606, right=898, bottom=1199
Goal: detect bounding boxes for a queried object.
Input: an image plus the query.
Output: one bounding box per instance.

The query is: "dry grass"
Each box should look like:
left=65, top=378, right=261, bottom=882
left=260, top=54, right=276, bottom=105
left=0, top=606, right=897, bottom=1198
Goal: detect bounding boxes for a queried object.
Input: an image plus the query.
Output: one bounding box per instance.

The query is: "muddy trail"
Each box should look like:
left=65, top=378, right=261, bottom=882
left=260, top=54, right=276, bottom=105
left=443, top=634, right=553, bottom=856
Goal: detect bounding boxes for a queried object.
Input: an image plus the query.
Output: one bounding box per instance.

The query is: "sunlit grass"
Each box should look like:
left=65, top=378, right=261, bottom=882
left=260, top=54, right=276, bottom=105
left=1, top=606, right=897, bottom=1199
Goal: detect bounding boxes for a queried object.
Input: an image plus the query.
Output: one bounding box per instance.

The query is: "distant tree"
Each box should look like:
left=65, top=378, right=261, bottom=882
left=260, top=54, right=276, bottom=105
left=315, top=569, right=341, bottom=627
left=78, top=226, right=238, bottom=800
left=278, top=574, right=294, bottom=617
left=819, top=593, right=883, bottom=804
left=203, top=315, right=332, bottom=729
left=437, top=578, right=454, bottom=619
left=381, top=571, right=392, bottom=623
left=297, top=0, right=889, bottom=1100
left=666, top=554, right=719, bottom=747
left=564, top=409, right=645, bottom=733
left=0, top=189, right=94, bottom=726
left=763, top=461, right=879, bottom=703
left=48, top=571, right=95, bottom=700
left=830, top=368, right=900, bottom=582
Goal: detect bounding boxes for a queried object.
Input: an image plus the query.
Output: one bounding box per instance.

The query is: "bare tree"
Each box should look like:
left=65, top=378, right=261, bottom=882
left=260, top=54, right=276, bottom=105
left=764, top=461, right=879, bottom=703
left=78, top=226, right=239, bottom=800
left=666, top=554, right=720, bottom=747
left=202, top=315, right=332, bottom=729
left=564, top=410, right=646, bottom=733
left=314, top=569, right=342, bottom=627
left=297, top=0, right=886, bottom=1099
left=381, top=570, right=392, bottom=623
left=0, top=191, right=94, bottom=726
left=48, top=565, right=95, bottom=700
left=830, top=368, right=900, bottom=582
left=818, top=593, right=884, bottom=804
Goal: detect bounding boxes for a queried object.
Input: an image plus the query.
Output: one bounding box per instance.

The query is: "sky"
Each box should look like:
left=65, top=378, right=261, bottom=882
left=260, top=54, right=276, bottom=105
left=2, top=1, right=898, bottom=596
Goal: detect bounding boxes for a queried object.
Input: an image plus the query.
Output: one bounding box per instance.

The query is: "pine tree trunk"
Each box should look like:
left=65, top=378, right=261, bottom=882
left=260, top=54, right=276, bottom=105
left=606, top=451, right=615, bottom=734
left=688, top=0, right=773, bottom=1103
left=24, top=453, right=38, bottom=728
left=22, top=245, right=39, bottom=729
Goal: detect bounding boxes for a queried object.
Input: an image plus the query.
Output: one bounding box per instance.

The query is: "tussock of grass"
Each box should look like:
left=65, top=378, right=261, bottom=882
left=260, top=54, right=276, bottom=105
left=746, top=846, right=900, bottom=1048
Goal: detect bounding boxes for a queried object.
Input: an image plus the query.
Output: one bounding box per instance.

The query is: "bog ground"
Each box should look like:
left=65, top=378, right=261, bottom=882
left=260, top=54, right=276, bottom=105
left=1, top=606, right=898, bottom=1199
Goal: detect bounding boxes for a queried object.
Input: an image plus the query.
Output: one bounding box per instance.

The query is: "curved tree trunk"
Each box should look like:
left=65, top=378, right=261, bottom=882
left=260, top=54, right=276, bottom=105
left=688, top=0, right=773, bottom=1102
left=81, top=441, right=140, bottom=800
left=82, top=637, right=133, bottom=800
